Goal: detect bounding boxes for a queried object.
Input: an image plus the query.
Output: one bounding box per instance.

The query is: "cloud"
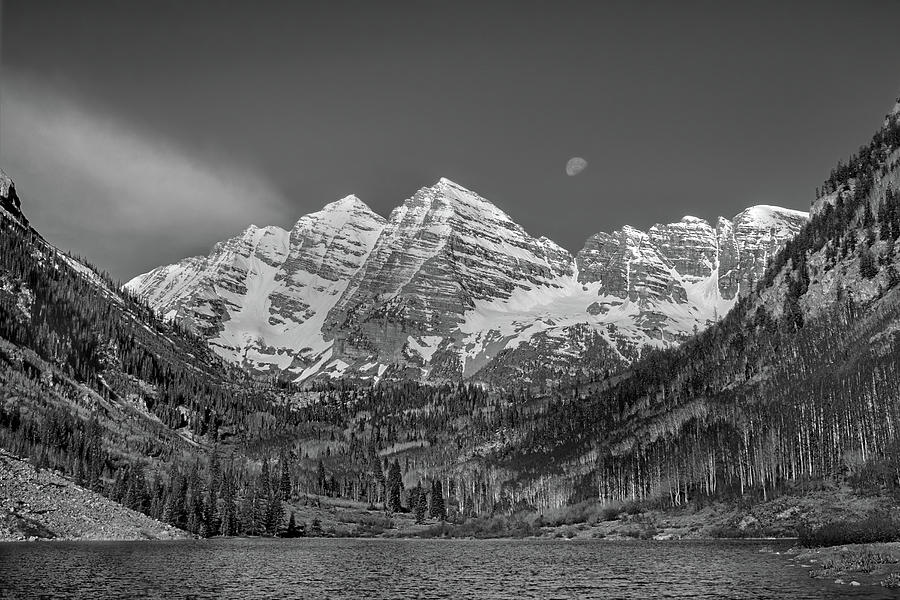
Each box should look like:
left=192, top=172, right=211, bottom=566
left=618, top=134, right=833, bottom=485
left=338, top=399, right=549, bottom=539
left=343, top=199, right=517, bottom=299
left=0, top=74, right=290, bottom=280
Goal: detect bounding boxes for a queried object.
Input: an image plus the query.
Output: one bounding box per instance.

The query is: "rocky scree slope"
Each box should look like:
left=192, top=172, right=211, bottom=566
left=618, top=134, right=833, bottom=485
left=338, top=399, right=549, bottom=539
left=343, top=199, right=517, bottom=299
left=0, top=449, right=188, bottom=541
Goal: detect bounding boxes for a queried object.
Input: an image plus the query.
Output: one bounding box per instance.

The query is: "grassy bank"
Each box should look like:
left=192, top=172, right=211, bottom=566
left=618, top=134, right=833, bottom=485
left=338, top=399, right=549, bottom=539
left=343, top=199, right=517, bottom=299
left=795, top=543, right=900, bottom=589
left=277, top=482, right=900, bottom=543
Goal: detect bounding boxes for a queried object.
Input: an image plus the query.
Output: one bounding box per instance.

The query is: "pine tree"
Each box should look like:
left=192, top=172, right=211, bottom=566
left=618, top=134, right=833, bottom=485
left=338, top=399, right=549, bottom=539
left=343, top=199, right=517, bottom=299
left=781, top=279, right=804, bottom=332
left=238, top=488, right=257, bottom=535
left=317, top=460, right=327, bottom=495
left=429, top=480, right=446, bottom=521
left=414, top=485, right=427, bottom=523
left=265, top=494, right=283, bottom=535
left=204, top=451, right=220, bottom=535
left=309, top=517, right=323, bottom=537
left=162, top=488, right=180, bottom=527
left=387, top=459, right=403, bottom=512
left=860, top=248, right=878, bottom=279
left=279, top=455, right=291, bottom=501
left=218, top=474, right=237, bottom=536
left=285, top=512, right=299, bottom=538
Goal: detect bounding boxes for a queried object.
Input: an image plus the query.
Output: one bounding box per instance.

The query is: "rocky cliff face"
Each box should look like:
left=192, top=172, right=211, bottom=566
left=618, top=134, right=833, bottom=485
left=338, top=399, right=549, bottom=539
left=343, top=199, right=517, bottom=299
left=572, top=206, right=809, bottom=347
left=577, top=225, right=686, bottom=305
left=0, top=169, right=28, bottom=228
left=126, top=179, right=807, bottom=384
left=724, top=206, right=810, bottom=298
left=321, top=178, right=575, bottom=378
left=126, top=196, right=386, bottom=374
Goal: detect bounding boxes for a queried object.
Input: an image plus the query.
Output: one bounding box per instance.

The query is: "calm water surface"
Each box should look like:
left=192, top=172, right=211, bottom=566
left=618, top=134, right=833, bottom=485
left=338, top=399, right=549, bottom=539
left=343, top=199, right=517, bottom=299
left=0, top=538, right=894, bottom=599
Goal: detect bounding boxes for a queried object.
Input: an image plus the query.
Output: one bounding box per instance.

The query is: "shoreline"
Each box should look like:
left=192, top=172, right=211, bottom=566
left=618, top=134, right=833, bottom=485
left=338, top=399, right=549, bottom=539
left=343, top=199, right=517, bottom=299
left=0, top=532, right=800, bottom=543
left=790, top=542, right=900, bottom=590
left=6, top=534, right=897, bottom=591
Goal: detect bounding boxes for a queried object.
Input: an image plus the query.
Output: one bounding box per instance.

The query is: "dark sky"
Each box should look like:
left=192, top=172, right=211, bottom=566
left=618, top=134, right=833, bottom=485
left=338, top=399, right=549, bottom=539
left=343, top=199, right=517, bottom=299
left=3, top=1, right=900, bottom=281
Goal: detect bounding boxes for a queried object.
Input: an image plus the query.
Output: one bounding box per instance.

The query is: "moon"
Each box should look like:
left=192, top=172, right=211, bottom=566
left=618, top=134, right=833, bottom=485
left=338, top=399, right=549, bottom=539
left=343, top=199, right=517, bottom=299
left=566, top=157, right=587, bottom=176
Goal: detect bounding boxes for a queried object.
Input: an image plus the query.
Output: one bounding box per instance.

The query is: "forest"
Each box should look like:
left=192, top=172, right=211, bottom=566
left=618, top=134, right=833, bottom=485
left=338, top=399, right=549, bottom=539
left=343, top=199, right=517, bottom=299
left=487, top=104, right=900, bottom=513
left=3, top=101, right=900, bottom=539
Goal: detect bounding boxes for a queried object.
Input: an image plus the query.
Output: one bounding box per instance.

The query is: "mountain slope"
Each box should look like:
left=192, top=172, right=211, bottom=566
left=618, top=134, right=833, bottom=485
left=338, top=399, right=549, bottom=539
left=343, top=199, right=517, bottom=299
left=128, top=178, right=806, bottom=385
left=322, top=177, right=577, bottom=380
left=479, top=98, right=900, bottom=511
left=126, top=196, right=386, bottom=376
left=0, top=167, right=301, bottom=538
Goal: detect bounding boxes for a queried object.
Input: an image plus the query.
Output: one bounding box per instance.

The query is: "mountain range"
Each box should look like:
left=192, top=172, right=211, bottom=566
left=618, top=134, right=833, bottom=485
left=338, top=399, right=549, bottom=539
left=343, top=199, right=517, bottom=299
left=125, top=178, right=807, bottom=385
left=3, top=94, right=900, bottom=543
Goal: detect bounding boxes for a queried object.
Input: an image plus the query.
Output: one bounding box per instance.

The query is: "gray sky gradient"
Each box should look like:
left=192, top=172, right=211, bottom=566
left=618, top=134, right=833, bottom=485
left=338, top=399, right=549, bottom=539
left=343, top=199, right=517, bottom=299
left=3, top=0, right=900, bottom=281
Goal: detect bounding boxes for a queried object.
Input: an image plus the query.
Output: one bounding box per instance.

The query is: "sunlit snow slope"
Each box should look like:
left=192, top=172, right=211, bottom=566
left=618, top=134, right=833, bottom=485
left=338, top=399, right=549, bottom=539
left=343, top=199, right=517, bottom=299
left=126, top=178, right=807, bottom=384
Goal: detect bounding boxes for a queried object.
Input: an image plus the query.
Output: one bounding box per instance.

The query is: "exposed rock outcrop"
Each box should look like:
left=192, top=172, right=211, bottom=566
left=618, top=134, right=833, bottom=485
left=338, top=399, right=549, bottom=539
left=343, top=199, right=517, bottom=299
left=0, top=169, right=28, bottom=228
left=126, top=178, right=808, bottom=384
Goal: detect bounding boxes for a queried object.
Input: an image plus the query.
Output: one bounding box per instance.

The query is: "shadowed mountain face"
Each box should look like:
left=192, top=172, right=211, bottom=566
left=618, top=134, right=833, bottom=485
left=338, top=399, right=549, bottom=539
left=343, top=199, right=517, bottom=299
left=124, top=177, right=807, bottom=385
left=0, top=170, right=28, bottom=228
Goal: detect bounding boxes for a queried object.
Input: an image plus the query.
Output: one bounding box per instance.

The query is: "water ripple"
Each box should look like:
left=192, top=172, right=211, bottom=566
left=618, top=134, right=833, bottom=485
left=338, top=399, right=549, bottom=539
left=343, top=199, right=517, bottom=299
left=0, top=538, right=894, bottom=599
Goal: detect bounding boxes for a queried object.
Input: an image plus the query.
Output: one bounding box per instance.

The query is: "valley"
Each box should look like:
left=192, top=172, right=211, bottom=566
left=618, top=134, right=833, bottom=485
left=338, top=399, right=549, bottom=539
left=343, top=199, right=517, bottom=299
left=2, top=92, right=900, bottom=583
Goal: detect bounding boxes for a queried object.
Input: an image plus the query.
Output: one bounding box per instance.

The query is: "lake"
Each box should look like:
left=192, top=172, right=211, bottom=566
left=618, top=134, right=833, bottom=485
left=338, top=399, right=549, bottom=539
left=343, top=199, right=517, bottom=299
left=0, top=538, right=893, bottom=599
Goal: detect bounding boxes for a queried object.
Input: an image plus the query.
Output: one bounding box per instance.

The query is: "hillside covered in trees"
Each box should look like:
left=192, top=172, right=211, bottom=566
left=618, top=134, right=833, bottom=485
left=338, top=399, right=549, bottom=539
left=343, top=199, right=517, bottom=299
left=477, top=99, right=900, bottom=514
left=4, top=97, right=900, bottom=540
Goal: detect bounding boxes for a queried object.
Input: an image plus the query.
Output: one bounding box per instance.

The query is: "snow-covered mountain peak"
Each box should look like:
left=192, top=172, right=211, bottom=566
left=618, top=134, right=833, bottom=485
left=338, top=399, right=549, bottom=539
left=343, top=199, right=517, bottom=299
left=210, top=223, right=290, bottom=260
left=426, top=177, right=519, bottom=223
left=733, top=205, right=809, bottom=237
left=679, top=215, right=710, bottom=226
left=437, top=176, right=468, bottom=189
left=291, top=194, right=385, bottom=235
left=130, top=178, right=806, bottom=384
left=243, top=223, right=289, bottom=237
left=320, top=194, right=372, bottom=213
left=619, top=225, right=649, bottom=243
left=737, top=204, right=809, bottom=222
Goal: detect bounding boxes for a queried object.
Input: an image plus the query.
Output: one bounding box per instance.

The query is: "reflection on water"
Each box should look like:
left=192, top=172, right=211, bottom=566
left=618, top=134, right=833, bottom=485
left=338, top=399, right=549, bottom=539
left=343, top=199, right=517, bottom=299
left=0, top=538, right=893, bottom=599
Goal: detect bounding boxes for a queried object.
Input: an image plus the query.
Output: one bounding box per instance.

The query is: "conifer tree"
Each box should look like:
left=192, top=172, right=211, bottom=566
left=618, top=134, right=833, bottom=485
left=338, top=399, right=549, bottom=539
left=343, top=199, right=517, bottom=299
left=204, top=452, right=220, bottom=535
left=309, top=517, right=323, bottom=537
left=316, top=460, right=327, bottom=495
left=218, top=474, right=238, bottom=536
left=414, top=485, right=427, bottom=523
left=285, top=512, right=299, bottom=538
left=265, top=494, right=283, bottom=535
left=860, top=248, right=878, bottom=279
left=387, top=459, right=403, bottom=512
left=429, top=480, right=446, bottom=521
left=863, top=201, right=874, bottom=228
left=279, top=454, right=291, bottom=501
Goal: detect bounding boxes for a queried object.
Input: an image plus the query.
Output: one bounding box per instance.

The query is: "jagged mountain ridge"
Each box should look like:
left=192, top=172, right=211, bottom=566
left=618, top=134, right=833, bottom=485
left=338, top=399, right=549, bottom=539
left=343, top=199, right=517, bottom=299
left=125, top=177, right=807, bottom=384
